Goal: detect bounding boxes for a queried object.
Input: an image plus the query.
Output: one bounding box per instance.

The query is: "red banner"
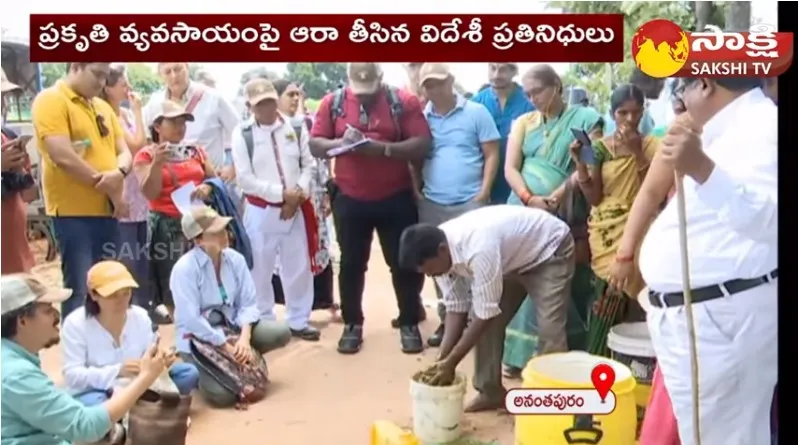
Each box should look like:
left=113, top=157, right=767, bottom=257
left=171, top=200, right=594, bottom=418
left=29, top=14, right=624, bottom=63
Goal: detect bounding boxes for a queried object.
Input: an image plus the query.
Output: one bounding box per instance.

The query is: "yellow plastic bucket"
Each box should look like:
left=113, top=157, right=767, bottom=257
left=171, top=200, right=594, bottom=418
left=515, top=351, right=638, bottom=445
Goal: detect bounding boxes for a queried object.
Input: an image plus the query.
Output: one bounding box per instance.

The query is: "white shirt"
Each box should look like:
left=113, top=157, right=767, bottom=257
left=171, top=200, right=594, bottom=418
left=61, top=306, right=155, bottom=395
left=143, top=81, right=240, bottom=168
left=231, top=114, right=316, bottom=203
left=435, top=205, right=570, bottom=320
left=639, top=88, right=778, bottom=292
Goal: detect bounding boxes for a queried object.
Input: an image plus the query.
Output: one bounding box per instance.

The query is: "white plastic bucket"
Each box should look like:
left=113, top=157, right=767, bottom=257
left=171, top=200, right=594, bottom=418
left=607, top=322, right=656, bottom=383
left=409, top=373, right=467, bottom=444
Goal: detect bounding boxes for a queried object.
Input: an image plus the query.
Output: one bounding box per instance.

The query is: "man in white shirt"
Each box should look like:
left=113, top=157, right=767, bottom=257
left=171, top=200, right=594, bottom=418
left=143, top=63, right=239, bottom=172
left=231, top=78, right=320, bottom=342
left=639, top=77, right=777, bottom=445
left=399, top=205, right=575, bottom=412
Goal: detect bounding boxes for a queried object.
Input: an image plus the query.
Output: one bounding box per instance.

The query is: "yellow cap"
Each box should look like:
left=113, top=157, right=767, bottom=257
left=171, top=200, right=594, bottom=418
left=87, top=261, right=139, bottom=298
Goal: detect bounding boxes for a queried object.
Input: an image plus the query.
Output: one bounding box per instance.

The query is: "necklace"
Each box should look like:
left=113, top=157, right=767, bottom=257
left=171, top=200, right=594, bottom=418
left=542, top=106, right=566, bottom=138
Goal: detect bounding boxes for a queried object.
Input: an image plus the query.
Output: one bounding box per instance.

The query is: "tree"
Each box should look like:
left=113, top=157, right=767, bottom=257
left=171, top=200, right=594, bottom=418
left=41, top=63, right=67, bottom=88
left=285, top=63, right=348, bottom=99
left=187, top=63, right=205, bottom=80
left=39, top=62, right=160, bottom=100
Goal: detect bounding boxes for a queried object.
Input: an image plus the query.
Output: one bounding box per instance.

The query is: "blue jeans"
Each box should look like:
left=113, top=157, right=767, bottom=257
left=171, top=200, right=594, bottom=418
left=53, top=216, right=120, bottom=318
left=75, top=363, right=200, bottom=405
left=118, top=221, right=150, bottom=310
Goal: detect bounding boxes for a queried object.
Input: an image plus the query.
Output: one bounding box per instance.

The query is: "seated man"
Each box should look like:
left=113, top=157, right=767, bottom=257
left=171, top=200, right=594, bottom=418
left=1, top=274, right=169, bottom=445
left=399, top=205, right=575, bottom=412
left=170, top=206, right=292, bottom=407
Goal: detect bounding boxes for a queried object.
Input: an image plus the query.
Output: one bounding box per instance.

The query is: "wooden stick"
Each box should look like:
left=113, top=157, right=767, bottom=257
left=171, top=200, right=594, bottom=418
left=674, top=173, right=701, bottom=445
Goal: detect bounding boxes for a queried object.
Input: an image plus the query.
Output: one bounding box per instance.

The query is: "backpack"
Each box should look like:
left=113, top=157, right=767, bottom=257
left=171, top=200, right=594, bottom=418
left=330, top=85, right=404, bottom=140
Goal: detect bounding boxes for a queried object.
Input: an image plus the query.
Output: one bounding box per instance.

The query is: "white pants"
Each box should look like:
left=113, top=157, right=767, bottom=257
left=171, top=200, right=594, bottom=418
left=244, top=203, right=314, bottom=331
left=647, top=280, right=778, bottom=445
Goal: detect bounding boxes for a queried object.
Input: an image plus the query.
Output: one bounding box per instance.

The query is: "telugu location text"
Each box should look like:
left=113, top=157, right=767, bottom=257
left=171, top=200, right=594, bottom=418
left=690, top=61, right=774, bottom=76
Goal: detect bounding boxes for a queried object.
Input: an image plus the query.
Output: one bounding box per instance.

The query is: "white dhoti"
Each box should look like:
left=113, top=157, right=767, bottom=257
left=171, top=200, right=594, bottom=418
left=244, top=203, right=314, bottom=331
left=647, top=281, right=778, bottom=445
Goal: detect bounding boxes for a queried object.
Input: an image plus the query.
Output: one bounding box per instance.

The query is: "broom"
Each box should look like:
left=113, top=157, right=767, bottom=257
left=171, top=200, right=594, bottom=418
left=674, top=172, right=701, bottom=445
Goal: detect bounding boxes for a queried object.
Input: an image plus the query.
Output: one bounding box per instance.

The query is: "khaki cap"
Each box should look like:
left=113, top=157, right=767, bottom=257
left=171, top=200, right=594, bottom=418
left=419, top=63, right=453, bottom=85
left=347, top=63, right=383, bottom=95
left=1, top=69, right=21, bottom=93
left=1, top=274, right=72, bottom=315
left=153, top=100, right=195, bottom=122
left=244, top=78, right=279, bottom=105
left=87, top=261, right=139, bottom=298
left=181, top=205, right=232, bottom=240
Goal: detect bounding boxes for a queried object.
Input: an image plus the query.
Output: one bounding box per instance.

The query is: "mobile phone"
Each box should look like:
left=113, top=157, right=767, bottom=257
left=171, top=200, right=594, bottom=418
left=570, top=128, right=596, bottom=165
left=15, top=135, right=33, bottom=147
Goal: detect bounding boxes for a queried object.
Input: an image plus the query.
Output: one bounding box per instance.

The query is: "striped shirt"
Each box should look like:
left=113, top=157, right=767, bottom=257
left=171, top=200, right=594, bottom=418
left=435, top=205, right=570, bottom=320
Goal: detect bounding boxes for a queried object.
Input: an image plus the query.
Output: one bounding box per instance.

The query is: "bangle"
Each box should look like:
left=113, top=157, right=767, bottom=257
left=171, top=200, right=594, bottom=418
left=616, top=253, right=634, bottom=263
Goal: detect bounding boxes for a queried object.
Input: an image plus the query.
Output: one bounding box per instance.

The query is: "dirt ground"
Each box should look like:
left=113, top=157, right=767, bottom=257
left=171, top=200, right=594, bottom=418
left=31, top=240, right=515, bottom=445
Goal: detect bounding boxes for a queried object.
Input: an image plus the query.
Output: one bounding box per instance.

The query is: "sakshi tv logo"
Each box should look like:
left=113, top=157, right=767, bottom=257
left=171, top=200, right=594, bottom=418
left=631, top=19, right=794, bottom=78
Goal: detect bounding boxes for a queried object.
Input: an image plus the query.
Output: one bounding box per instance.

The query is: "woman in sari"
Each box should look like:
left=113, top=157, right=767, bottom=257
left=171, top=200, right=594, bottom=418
left=502, top=65, right=603, bottom=377
left=133, top=100, right=216, bottom=321
left=570, top=84, right=658, bottom=356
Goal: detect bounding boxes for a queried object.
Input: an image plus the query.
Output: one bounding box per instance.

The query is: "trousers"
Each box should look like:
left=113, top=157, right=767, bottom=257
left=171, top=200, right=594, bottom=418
left=75, top=363, right=200, bottom=405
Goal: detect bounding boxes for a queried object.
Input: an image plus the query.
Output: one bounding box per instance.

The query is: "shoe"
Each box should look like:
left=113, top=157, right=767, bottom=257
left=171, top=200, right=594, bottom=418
left=337, top=324, right=363, bottom=354
left=291, top=326, right=321, bottom=341
left=150, top=304, right=173, bottom=325
left=399, top=325, right=424, bottom=354
left=427, top=323, right=445, bottom=347
left=392, top=304, right=427, bottom=329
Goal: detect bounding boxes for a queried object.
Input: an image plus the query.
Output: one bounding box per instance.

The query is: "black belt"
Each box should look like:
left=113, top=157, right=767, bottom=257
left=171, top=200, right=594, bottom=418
left=649, top=269, right=778, bottom=308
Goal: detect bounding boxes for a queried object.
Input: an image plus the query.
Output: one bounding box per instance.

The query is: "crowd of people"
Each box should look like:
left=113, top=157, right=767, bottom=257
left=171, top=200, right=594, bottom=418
left=0, top=60, right=778, bottom=445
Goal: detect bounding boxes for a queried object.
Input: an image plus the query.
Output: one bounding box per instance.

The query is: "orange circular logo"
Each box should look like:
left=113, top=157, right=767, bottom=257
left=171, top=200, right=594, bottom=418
left=631, top=19, right=690, bottom=78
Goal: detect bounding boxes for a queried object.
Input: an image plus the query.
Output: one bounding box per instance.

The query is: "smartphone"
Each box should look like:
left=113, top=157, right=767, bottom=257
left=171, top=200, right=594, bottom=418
left=570, top=128, right=596, bottom=165
left=15, top=135, right=33, bottom=148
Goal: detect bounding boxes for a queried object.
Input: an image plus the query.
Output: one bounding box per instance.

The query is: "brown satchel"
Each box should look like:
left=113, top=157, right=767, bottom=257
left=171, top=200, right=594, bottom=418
left=128, top=390, right=191, bottom=445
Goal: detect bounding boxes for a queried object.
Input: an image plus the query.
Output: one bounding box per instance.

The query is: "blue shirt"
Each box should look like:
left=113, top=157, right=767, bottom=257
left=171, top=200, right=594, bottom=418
left=422, top=96, right=501, bottom=205
left=1, top=339, right=111, bottom=445
left=170, top=246, right=262, bottom=353
left=471, top=84, right=535, bottom=204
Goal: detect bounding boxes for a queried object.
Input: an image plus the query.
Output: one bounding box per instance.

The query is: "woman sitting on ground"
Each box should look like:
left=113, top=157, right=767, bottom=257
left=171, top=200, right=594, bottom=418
left=170, top=206, right=291, bottom=408
left=133, top=100, right=216, bottom=322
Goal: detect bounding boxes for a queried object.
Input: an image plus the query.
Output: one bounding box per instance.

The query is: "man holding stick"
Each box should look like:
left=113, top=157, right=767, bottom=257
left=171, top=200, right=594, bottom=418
left=637, top=77, right=777, bottom=445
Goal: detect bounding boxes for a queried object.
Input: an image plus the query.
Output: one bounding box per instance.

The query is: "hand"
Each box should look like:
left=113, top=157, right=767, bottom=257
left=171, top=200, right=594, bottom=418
left=607, top=256, right=635, bottom=295
left=568, top=140, right=583, bottom=165
left=191, top=184, right=213, bottom=201
left=283, top=187, right=304, bottom=207
left=128, top=91, right=143, bottom=112
left=225, top=341, right=252, bottom=365
left=119, top=360, right=141, bottom=378
left=138, top=341, right=168, bottom=380
left=163, top=348, right=178, bottom=367
left=94, top=169, right=124, bottom=195
left=234, top=338, right=254, bottom=364
left=660, top=115, right=713, bottom=183
left=217, top=165, right=236, bottom=182
left=526, top=195, right=557, bottom=212
left=279, top=202, right=298, bottom=220
left=151, top=142, right=170, bottom=166
left=472, top=191, right=490, bottom=204
left=418, top=360, right=456, bottom=386
left=342, top=125, right=365, bottom=145
left=111, top=196, right=130, bottom=220
left=615, top=125, right=643, bottom=155
left=1, top=141, right=27, bottom=172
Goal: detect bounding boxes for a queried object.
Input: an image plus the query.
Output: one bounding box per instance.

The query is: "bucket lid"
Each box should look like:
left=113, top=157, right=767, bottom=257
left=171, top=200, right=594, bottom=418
left=522, top=351, right=636, bottom=394
left=607, top=322, right=656, bottom=358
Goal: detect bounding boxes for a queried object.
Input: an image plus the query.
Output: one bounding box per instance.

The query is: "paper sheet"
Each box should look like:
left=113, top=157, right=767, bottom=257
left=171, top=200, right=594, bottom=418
left=328, top=138, right=370, bottom=157
left=170, top=182, right=205, bottom=215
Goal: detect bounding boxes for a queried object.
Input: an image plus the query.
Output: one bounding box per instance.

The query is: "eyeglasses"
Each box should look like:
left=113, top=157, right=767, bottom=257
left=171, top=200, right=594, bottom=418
left=95, top=114, right=109, bottom=137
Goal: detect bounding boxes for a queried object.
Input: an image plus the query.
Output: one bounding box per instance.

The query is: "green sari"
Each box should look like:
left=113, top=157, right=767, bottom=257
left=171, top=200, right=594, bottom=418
left=503, top=105, right=603, bottom=371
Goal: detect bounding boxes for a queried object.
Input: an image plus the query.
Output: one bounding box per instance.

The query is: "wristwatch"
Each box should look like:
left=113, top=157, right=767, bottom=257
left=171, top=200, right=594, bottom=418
left=383, top=143, right=392, bottom=158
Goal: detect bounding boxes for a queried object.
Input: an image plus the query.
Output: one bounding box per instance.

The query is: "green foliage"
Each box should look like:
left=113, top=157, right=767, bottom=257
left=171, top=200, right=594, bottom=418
left=40, top=63, right=67, bottom=88
left=285, top=63, right=348, bottom=100
left=549, top=1, right=700, bottom=112
left=39, top=62, right=160, bottom=99
left=187, top=63, right=205, bottom=79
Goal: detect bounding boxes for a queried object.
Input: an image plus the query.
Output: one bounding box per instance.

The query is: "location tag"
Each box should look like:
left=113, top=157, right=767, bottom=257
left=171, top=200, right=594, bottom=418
left=590, top=363, right=616, bottom=403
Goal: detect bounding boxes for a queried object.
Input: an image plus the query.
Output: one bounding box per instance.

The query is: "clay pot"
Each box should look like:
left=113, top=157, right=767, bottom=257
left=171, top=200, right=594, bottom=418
left=128, top=390, right=192, bottom=445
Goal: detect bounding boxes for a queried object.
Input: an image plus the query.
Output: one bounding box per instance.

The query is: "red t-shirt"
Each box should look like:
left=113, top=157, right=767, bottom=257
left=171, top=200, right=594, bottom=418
left=134, top=145, right=208, bottom=218
left=1, top=132, right=35, bottom=274
left=311, top=87, right=431, bottom=201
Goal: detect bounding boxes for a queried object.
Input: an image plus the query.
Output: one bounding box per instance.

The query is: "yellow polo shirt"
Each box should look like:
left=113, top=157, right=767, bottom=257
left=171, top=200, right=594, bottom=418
left=32, top=81, right=124, bottom=216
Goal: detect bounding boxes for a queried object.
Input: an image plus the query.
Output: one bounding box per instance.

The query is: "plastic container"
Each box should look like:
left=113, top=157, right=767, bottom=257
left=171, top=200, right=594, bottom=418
left=516, top=351, right=637, bottom=445
left=607, top=322, right=657, bottom=439
left=370, top=421, right=421, bottom=445
left=409, top=372, right=467, bottom=444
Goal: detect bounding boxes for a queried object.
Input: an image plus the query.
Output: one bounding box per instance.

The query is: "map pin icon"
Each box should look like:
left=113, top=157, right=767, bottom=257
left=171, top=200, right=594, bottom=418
left=591, top=363, right=616, bottom=403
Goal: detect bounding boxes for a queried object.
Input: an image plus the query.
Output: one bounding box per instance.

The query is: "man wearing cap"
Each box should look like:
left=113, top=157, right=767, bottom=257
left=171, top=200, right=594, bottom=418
left=639, top=77, right=777, bottom=445
left=471, top=63, right=534, bottom=204
left=2, top=68, right=35, bottom=275
left=32, top=63, right=133, bottom=318
left=1, top=274, right=171, bottom=445
left=171, top=206, right=291, bottom=406
left=415, top=63, right=500, bottom=347
left=310, top=62, right=432, bottom=354
left=232, top=78, right=320, bottom=341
